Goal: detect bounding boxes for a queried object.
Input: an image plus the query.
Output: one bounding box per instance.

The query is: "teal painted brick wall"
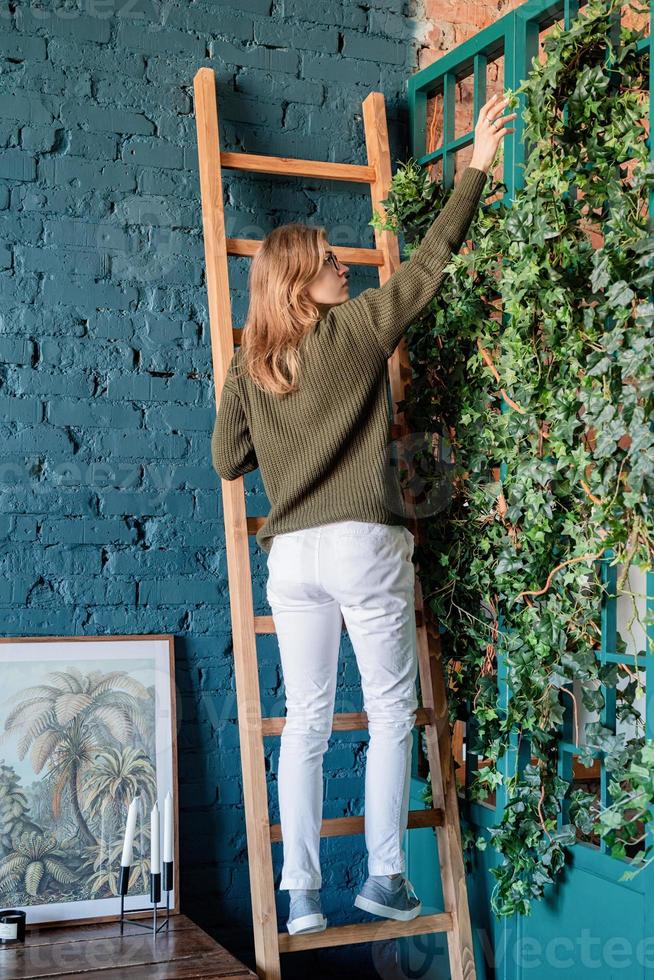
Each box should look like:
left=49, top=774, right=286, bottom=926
left=0, top=1, right=430, bottom=975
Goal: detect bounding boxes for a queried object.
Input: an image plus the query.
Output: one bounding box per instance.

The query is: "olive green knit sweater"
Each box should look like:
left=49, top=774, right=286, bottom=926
left=212, top=165, right=488, bottom=554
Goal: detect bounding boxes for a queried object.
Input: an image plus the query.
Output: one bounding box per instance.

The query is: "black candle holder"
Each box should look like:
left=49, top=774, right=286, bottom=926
left=117, top=861, right=173, bottom=936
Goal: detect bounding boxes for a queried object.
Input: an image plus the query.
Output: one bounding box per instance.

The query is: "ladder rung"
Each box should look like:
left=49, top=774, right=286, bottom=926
left=254, top=615, right=276, bottom=634
left=228, top=239, right=385, bottom=267
left=255, top=610, right=423, bottom=633
left=261, top=706, right=433, bottom=737
left=278, top=911, right=453, bottom=952
left=248, top=516, right=422, bottom=537
left=269, top=806, right=443, bottom=843
left=220, top=149, right=376, bottom=184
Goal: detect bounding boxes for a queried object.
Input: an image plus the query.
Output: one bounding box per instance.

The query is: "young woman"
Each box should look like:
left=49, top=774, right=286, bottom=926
left=213, top=94, right=516, bottom=936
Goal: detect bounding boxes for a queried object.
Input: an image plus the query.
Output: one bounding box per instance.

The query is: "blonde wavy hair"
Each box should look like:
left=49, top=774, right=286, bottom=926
left=232, top=222, right=330, bottom=397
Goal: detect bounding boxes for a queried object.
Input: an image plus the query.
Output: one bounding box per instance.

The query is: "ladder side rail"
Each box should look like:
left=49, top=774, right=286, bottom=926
left=193, top=66, right=282, bottom=980
left=362, top=89, right=477, bottom=980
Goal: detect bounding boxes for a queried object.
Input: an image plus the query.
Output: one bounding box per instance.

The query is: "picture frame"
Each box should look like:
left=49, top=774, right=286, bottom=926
left=0, top=634, right=180, bottom=929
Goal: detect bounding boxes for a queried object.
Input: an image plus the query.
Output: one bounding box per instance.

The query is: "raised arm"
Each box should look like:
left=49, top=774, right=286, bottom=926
left=330, top=165, right=488, bottom=359
left=329, top=92, right=517, bottom=359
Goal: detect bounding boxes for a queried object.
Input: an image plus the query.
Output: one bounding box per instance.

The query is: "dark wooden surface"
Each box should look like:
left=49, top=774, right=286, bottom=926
left=0, top=913, right=257, bottom=979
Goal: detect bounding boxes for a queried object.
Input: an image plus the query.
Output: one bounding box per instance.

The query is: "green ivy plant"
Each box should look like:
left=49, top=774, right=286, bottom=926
left=372, top=0, right=654, bottom=917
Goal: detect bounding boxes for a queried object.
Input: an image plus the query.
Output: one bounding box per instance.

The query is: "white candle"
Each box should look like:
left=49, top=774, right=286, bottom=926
left=120, top=796, right=139, bottom=867
left=163, top=791, right=173, bottom=864
left=150, top=801, right=160, bottom=873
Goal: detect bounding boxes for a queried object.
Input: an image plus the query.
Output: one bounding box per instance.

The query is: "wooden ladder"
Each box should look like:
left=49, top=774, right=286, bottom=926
left=193, top=65, right=477, bottom=980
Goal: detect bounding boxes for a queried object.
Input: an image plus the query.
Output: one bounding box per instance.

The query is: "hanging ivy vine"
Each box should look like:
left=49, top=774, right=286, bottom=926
left=372, top=0, right=654, bottom=917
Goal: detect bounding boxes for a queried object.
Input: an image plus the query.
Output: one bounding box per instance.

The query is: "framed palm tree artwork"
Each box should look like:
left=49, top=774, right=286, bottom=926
left=0, top=633, right=179, bottom=928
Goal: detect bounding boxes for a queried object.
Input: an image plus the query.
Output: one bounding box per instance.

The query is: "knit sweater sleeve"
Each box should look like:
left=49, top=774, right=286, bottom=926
left=211, top=376, right=258, bottom=481
left=330, top=165, right=488, bottom=359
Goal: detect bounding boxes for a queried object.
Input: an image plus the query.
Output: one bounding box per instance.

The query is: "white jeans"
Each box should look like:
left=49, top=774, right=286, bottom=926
left=266, top=519, right=419, bottom=891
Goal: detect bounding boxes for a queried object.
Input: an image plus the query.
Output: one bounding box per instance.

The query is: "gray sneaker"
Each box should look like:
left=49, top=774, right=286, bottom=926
left=286, top=889, right=327, bottom=935
left=354, top=875, right=422, bottom=921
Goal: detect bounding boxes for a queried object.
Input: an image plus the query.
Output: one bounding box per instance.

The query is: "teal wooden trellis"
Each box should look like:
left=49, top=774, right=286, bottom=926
left=404, top=2, right=654, bottom=977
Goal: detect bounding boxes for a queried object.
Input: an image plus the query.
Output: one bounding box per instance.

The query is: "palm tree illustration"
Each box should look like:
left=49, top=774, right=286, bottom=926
left=0, top=831, right=77, bottom=898
left=78, top=745, right=157, bottom=894
left=80, top=745, right=157, bottom=828
left=0, top=762, right=42, bottom=854
left=82, top=802, right=152, bottom=897
left=0, top=667, right=152, bottom=847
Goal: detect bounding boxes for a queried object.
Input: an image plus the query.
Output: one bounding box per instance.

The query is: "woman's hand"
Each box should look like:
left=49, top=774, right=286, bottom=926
left=470, top=93, right=517, bottom=174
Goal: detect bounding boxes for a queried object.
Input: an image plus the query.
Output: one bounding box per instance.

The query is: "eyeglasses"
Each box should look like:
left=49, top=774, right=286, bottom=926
left=324, top=250, right=340, bottom=272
